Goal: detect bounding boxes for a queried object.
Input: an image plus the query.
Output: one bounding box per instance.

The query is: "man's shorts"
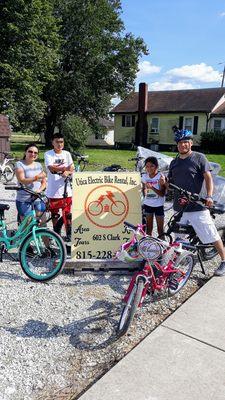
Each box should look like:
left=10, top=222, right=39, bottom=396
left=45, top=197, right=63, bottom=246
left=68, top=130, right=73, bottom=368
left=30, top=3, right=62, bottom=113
left=48, top=197, right=72, bottom=214
left=16, top=199, right=46, bottom=216
left=143, top=204, right=164, bottom=217
left=179, top=209, right=220, bottom=244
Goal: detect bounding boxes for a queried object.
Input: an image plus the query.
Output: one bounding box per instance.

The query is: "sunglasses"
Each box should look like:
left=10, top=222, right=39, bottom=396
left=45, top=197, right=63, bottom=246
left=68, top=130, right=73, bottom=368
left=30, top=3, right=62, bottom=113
left=28, top=150, right=38, bottom=155
left=55, top=140, right=64, bottom=144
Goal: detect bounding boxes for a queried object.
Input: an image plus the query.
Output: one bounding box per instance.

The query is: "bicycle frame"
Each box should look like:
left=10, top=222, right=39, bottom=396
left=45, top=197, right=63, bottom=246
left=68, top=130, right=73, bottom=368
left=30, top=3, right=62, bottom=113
left=116, top=221, right=195, bottom=336
left=123, top=246, right=183, bottom=306
left=164, top=182, right=225, bottom=273
left=1, top=185, right=48, bottom=258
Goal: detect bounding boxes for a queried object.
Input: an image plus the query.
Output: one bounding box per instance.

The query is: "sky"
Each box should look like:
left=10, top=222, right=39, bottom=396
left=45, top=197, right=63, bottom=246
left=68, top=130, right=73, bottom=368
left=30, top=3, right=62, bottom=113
left=120, top=0, right=225, bottom=91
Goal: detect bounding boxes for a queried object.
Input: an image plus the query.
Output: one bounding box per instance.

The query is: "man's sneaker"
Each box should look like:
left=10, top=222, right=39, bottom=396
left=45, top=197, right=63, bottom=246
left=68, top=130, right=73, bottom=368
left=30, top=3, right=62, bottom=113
left=214, top=261, right=225, bottom=276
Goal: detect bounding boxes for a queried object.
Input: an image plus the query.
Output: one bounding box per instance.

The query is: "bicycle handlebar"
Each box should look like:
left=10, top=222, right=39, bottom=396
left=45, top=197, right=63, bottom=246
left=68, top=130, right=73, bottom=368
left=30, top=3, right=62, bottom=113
left=169, top=183, right=206, bottom=203
left=0, top=151, right=15, bottom=158
left=72, top=152, right=89, bottom=161
left=169, top=183, right=225, bottom=214
left=5, top=185, right=48, bottom=203
left=128, top=157, right=144, bottom=162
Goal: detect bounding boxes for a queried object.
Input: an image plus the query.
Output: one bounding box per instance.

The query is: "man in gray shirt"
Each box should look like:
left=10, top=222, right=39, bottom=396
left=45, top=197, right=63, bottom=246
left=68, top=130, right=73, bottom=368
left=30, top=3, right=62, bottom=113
left=163, top=129, right=225, bottom=276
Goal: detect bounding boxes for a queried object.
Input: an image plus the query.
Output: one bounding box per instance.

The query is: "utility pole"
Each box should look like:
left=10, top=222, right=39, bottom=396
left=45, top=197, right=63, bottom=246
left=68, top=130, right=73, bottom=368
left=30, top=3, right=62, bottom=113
left=219, top=62, right=225, bottom=87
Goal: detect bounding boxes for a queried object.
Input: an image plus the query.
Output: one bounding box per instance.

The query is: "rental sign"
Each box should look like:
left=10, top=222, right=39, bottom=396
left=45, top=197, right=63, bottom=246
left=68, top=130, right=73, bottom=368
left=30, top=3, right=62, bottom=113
left=71, top=172, right=141, bottom=260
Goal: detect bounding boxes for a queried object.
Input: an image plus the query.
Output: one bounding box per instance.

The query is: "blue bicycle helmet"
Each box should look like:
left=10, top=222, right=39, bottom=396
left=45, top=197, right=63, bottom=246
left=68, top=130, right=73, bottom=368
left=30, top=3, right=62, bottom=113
left=174, top=129, right=193, bottom=143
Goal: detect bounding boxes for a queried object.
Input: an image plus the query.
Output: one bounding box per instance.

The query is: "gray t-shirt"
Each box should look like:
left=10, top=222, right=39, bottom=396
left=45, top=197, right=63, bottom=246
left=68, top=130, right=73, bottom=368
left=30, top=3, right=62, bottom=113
left=168, top=152, right=211, bottom=212
left=15, top=161, right=43, bottom=202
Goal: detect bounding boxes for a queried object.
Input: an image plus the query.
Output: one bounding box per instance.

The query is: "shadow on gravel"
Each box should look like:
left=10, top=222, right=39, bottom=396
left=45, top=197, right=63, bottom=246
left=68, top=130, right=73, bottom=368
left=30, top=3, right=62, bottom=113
left=0, top=270, right=29, bottom=283
left=3, top=300, right=120, bottom=350
left=0, top=199, right=15, bottom=203
left=59, top=273, right=129, bottom=296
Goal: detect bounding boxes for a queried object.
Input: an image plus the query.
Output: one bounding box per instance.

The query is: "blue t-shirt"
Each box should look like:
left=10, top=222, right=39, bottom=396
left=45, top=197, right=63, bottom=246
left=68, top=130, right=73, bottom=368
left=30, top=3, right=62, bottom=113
left=16, top=161, right=43, bottom=202
left=168, top=152, right=211, bottom=212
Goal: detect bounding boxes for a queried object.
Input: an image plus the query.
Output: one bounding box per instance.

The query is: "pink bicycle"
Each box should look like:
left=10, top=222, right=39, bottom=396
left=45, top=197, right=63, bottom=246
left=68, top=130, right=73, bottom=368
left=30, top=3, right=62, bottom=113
left=115, top=221, right=194, bottom=336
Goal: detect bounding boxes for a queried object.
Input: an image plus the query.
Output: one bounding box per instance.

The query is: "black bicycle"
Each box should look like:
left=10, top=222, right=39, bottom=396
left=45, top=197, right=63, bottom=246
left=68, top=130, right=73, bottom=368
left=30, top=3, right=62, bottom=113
left=161, top=183, right=225, bottom=274
left=72, top=152, right=89, bottom=171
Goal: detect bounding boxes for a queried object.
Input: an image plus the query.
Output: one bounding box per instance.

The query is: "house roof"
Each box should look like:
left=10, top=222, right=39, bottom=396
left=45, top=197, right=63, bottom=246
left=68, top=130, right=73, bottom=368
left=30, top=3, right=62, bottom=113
left=111, top=88, right=225, bottom=114
left=211, top=102, right=225, bottom=115
left=99, top=117, right=114, bottom=128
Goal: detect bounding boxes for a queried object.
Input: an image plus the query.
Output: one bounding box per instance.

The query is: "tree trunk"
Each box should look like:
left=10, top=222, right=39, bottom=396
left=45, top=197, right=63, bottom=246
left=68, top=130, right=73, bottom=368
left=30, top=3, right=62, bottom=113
left=44, top=108, right=57, bottom=147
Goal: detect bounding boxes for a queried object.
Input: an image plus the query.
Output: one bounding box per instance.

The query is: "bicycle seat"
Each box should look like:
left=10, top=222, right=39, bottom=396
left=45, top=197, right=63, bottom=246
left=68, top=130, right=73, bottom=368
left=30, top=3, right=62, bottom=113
left=0, top=204, right=10, bottom=211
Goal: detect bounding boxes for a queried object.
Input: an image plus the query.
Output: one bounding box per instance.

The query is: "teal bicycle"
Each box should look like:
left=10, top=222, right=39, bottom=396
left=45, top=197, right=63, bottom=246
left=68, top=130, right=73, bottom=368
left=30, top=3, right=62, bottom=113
left=2, top=185, right=67, bottom=282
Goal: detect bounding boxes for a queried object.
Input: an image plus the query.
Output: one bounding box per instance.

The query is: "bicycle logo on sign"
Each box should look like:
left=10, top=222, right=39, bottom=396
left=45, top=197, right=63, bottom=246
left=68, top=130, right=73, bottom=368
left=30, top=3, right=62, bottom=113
left=85, top=185, right=129, bottom=228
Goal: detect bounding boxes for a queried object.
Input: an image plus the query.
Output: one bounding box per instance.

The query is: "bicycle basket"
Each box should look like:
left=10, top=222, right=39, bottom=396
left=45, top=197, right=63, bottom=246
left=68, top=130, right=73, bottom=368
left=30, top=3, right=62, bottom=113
left=116, top=242, right=143, bottom=262
left=138, top=237, right=164, bottom=261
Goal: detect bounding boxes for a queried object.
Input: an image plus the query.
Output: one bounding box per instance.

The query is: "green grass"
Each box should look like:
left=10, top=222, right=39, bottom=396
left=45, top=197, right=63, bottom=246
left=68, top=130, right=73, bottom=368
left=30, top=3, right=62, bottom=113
left=10, top=133, right=225, bottom=176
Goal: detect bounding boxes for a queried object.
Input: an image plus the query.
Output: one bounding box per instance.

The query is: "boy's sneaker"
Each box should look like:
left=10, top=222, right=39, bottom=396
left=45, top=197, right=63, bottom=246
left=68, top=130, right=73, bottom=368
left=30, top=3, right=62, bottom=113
left=214, top=261, right=225, bottom=276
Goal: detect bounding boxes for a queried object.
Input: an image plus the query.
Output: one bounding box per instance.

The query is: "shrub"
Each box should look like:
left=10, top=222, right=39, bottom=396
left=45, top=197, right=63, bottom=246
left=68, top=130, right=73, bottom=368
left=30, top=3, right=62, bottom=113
left=200, top=131, right=225, bottom=153
left=62, top=114, right=92, bottom=151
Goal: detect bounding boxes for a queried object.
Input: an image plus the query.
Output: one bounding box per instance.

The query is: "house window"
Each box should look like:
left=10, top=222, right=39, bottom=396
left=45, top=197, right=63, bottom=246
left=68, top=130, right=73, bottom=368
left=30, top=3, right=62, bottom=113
left=150, top=117, right=159, bottom=133
left=122, top=115, right=135, bottom=127
left=213, top=119, right=222, bottom=131
left=95, top=132, right=105, bottom=140
left=184, top=117, right=193, bottom=131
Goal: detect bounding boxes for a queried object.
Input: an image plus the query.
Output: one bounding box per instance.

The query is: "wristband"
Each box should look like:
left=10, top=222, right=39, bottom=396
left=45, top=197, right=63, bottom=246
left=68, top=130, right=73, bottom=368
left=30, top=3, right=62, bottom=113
left=206, top=196, right=213, bottom=200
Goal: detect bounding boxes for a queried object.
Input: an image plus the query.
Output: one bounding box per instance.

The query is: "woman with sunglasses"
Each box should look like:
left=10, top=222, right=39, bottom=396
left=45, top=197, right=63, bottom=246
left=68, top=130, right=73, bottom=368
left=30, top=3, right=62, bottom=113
left=15, top=143, right=46, bottom=220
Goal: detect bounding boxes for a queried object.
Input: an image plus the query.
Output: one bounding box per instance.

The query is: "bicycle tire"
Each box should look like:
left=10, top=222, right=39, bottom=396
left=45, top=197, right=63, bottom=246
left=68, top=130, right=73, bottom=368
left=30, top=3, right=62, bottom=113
left=87, top=201, right=103, bottom=216
left=19, top=228, right=67, bottom=282
left=158, top=233, right=173, bottom=244
left=2, top=165, right=15, bottom=182
left=117, top=277, right=145, bottom=337
left=111, top=201, right=126, bottom=216
left=198, top=227, right=225, bottom=261
left=168, top=250, right=194, bottom=296
left=79, top=160, right=87, bottom=172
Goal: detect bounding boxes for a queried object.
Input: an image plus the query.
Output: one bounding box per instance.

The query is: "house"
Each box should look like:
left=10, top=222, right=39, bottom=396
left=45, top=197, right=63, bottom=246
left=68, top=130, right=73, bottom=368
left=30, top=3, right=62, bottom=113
left=86, top=117, right=114, bottom=147
left=111, top=83, right=225, bottom=150
left=0, top=114, right=11, bottom=160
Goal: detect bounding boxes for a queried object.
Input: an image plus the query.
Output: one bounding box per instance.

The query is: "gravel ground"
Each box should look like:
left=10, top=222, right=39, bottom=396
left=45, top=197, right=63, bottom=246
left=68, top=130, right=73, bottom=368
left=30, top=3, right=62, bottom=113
left=0, top=182, right=223, bottom=400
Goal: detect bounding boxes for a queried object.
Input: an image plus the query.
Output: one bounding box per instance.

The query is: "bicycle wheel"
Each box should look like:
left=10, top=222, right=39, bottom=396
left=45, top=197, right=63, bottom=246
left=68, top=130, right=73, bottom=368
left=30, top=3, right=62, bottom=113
left=117, top=277, right=145, bottom=337
left=2, top=165, right=15, bottom=182
left=198, top=227, right=225, bottom=261
left=168, top=250, right=194, bottom=296
left=158, top=233, right=173, bottom=243
left=19, top=228, right=67, bottom=282
left=79, top=160, right=88, bottom=171
left=111, top=201, right=126, bottom=216
left=87, top=201, right=103, bottom=216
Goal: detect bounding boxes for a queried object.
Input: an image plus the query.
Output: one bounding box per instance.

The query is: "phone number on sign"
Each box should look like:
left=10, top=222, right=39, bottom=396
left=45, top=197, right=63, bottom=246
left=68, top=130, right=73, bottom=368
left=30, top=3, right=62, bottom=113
left=74, top=250, right=113, bottom=259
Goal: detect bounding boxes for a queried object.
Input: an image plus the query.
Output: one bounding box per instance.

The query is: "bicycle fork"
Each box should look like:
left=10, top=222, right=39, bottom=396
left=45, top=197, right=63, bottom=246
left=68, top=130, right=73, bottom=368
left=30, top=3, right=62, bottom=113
left=31, top=227, right=42, bottom=256
left=124, top=274, right=149, bottom=307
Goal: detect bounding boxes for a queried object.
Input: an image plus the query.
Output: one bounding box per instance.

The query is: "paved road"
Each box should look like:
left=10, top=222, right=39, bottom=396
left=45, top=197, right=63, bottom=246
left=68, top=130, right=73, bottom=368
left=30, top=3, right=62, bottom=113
left=80, top=276, right=225, bottom=400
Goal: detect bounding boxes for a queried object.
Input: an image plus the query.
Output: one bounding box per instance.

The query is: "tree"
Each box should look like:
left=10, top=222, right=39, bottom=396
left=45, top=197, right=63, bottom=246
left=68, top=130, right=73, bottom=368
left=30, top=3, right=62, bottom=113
left=0, top=0, right=60, bottom=130
left=44, top=0, right=148, bottom=144
left=62, top=114, right=92, bottom=151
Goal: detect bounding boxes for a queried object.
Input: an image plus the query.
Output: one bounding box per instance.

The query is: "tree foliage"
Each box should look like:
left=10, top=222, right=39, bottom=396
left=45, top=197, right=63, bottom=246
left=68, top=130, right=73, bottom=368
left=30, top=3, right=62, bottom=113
left=0, top=0, right=60, bottom=129
left=0, top=0, right=148, bottom=141
left=62, top=114, right=92, bottom=151
left=44, top=0, right=148, bottom=140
